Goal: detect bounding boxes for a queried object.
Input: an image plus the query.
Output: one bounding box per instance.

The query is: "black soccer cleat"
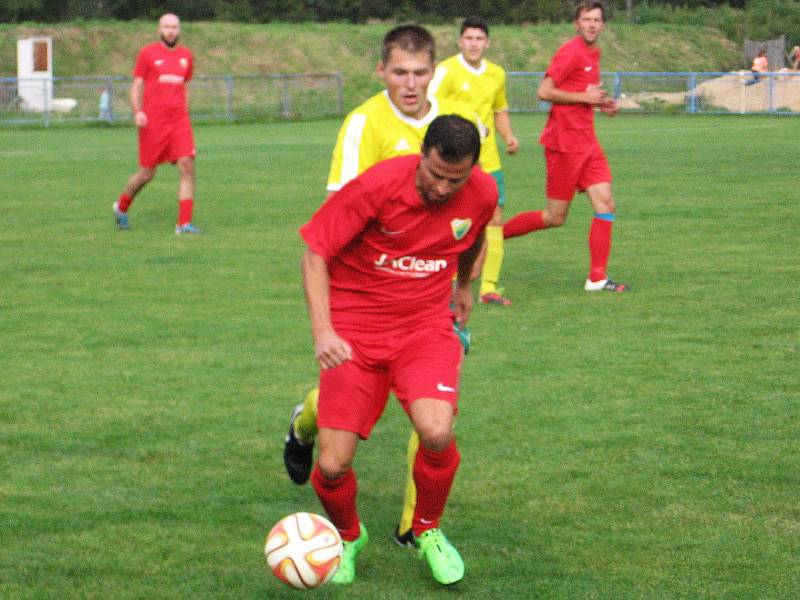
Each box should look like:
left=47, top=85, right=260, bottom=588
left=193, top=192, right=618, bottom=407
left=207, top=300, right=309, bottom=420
left=283, top=403, right=313, bottom=485
left=392, top=525, right=416, bottom=549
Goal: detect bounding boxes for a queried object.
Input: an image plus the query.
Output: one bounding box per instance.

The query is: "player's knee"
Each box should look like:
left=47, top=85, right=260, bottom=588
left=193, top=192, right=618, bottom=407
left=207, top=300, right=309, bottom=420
left=590, top=188, right=615, bottom=214
left=417, top=424, right=454, bottom=452
left=139, top=168, right=156, bottom=182
left=177, top=158, right=194, bottom=177
left=544, top=211, right=567, bottom=227
left=602, top=198, right=616, bottom=214
left=316, top=453, right=351, bottom=481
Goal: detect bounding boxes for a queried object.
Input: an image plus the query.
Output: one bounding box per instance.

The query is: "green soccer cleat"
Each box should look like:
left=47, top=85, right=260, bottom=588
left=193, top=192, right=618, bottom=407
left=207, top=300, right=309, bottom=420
left=453, top=323, right=471, bottom=354
left=416, top=528, right=464, bottom=586
left=332, top=523, right=368, bottom=585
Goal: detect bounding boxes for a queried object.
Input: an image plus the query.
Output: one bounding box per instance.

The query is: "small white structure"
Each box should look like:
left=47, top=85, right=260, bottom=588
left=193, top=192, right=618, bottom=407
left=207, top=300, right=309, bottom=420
left=17, top=36, right=77, bottom=113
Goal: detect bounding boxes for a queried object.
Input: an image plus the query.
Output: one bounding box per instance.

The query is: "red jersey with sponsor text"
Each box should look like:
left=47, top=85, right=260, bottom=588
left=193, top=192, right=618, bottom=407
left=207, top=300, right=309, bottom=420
left=300, top=154, right=497, bottom=334
left=540, top=36, right=601, bottom=153
left=133, top=42, right=193, bottom=118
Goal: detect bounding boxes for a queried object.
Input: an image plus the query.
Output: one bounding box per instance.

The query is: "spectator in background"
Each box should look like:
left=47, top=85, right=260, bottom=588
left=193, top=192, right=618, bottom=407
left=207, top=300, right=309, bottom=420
left=790, top=46, right=800, bottom=70
left=746, top=49, right=768, bottom=86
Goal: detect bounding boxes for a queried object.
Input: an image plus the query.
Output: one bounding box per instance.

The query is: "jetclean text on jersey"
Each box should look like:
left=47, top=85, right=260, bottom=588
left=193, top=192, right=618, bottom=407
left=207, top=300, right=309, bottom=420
left=373, top=254, right=448, bottom=278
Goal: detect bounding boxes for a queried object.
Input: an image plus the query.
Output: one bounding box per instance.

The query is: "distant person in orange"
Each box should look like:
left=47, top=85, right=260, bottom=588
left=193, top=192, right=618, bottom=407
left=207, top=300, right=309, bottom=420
left=746, top=49, right=768, bottom=86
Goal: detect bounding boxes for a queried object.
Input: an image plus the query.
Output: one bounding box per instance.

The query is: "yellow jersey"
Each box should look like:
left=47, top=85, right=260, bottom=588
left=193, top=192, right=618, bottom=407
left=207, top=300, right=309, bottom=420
left=429, top=54, right=509, bottom=173
left=327, top=91, right=484, bottom=192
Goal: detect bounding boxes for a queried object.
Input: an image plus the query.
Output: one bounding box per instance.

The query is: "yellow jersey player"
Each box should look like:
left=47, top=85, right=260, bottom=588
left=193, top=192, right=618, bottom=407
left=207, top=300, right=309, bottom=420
left=429, top=16, right=519, bottom=306
left=283, top=24, right=486, bottom=556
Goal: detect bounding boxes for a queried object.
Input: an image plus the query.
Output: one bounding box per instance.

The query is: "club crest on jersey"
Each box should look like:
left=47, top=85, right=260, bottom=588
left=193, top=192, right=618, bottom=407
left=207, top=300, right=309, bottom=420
left=450, top=218, right=472, bottom=240
left=179, top=58, right=189, bottom=69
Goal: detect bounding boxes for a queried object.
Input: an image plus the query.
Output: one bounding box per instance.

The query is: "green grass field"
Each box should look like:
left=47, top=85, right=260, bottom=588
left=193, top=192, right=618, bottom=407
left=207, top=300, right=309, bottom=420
left=1, top=114, right=798, bottom=599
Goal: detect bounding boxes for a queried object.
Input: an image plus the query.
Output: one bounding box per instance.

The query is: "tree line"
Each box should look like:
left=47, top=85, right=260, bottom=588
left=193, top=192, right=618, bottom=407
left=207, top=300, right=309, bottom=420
left=1, top=0, right=751, bottom=24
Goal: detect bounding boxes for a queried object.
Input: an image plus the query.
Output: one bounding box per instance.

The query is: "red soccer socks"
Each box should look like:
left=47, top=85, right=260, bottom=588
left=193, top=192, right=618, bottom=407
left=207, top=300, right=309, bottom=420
left=503, top=210, right=546, bottom=239
left=177, top=198, right=194, bottom=226
left=117, top=193, right=133, bottom=213
left=588, top=214, right=614, bottom=282
left=310, top=464, right=361, bottom=542
left=412, top=440, right=461, bottom=537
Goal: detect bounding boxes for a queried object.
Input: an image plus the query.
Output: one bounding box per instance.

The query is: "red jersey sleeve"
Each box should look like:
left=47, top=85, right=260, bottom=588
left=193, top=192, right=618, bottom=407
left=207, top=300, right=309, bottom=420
left=133, top=46, right=149, bottom=79
left=546, top=42, right=577, bottom=88
left=185, top=51, right=194, bottom=82
left=300, top=179, right=381, bottom=261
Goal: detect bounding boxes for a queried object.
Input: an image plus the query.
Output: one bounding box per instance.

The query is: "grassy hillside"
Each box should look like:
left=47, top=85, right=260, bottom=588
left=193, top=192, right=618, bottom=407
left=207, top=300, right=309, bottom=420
left=1, top=21, right=742, bottom=108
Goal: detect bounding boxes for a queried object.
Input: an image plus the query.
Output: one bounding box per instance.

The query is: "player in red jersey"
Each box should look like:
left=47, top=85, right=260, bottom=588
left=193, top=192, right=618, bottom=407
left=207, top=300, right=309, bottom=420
left=113, top=13, right=200, bottom=234
left=503, top=1, right=628, bottom=291
left=300, top=115, right=496, bottom=586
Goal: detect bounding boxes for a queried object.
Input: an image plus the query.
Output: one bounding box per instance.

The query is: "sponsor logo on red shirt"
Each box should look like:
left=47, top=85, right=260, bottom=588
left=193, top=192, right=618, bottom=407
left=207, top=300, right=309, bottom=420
left=374, top=254, right=448, bottom=278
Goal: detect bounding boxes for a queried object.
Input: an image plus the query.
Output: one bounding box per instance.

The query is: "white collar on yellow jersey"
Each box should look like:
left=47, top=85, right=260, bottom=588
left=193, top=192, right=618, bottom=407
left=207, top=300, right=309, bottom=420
left=383, top=90, right=442, bottom=128
left=458, top=53, right=487, bottom=76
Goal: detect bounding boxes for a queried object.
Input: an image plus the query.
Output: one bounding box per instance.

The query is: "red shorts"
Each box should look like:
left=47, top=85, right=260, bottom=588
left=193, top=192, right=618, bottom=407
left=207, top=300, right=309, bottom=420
left=317, top=325, right=463, bottom=439
left=138, top=114, right=196, bottom=168
left=545, top=146, right=611, bottom=201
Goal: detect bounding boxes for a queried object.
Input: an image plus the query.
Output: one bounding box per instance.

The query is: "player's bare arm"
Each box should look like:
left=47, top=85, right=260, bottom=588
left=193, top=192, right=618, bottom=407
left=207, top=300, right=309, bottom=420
left=129, top=77, right=147, bottom=127
left=301, top=248, right=353, bottom=369
left=494, top=110, right=519, bottom=153
left=453, top=230, right=485, bottom=327
left=537, top=76, right=608, bottom=106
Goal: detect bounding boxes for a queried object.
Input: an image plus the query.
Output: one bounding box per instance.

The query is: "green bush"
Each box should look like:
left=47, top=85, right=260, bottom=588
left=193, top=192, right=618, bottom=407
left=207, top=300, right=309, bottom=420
left=630, top=0, right=800, bottom=47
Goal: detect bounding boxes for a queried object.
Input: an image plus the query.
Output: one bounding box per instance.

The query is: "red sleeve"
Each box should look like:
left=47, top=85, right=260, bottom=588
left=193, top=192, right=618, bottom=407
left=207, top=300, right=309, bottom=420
left=299, top=178, right=380, bottom=261
left=545, top=42, right=577, bottom=87
left=186, top=51, right=194, bottom=82
left=478, top=173, right=499, bottom=229
left=133, top=46, right=149, bottom=79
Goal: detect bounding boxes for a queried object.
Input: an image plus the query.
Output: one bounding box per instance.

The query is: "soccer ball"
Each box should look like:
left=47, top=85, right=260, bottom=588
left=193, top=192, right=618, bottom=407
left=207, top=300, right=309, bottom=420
left=265, top=512, right=343, bottom=589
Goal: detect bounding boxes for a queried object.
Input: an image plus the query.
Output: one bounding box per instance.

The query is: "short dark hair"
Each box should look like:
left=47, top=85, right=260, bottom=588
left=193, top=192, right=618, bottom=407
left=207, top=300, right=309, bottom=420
left=381, top=25, right=436, bottom=64
left=574, top=1, right=606, bottom=21
left=422, top=115, right=481, bottom=166
left=460, top=16, right=489, bottom=36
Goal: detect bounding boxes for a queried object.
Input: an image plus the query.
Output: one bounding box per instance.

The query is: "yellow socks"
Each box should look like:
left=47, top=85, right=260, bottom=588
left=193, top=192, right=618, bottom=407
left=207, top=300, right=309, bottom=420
left=397, top=430, right=420, bottom=536
left=479, top=225, right=504, bottom=296
left=294, top=388, right=319, bottom=444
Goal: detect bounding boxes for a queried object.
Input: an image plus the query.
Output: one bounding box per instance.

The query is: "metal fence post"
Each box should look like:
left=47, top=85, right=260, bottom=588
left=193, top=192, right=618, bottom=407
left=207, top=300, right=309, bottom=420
left=280, top=76, right=291, bottom=117
left=108, top=75, right=114, bottom=123
left=43, top=79, right=50, bottom=127
left=768, top=73, right=776, bottom=113
left=226, top=74, right=234, bottom=122
left=688, top=72, right=697, bottom=114
left=336, top=72, right=344, bottom=116
left=613, top=72, right=621, bottom=100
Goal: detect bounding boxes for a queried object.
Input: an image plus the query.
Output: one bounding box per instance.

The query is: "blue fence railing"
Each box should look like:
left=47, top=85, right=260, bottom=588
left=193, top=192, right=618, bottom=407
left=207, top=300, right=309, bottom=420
left=507, top=71, right=800, bottom=115
left=0, top=72, right=344, bottom=126
left=2, top=70, right=799, bottom=127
